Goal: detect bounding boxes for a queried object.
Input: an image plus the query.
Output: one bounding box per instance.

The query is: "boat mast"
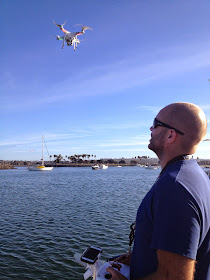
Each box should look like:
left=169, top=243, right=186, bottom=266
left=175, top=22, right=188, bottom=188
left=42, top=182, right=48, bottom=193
left=42, top=135, right=44, bottom=166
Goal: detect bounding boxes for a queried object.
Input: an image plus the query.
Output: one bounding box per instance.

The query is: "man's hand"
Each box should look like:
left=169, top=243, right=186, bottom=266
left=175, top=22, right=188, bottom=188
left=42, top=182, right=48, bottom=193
left=106, top=266, right=128, bottom=280
left=114, top=253, right=131, bottom=265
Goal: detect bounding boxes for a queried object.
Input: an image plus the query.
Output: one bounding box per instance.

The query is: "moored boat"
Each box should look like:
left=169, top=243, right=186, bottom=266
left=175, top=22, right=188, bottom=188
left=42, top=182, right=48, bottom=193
left=92, top=164, right=100, bottom=170
left=28, top=165, right=53, bottom=171
left=28, top=136, right=53, bottom=171
left=144, top=165, right=158, bottom=170
left=100, top=164, right=108, bottom=169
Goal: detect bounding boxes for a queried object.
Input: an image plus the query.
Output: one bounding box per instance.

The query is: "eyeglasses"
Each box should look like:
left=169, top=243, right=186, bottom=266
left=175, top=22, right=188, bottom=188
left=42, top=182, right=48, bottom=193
left=153, top=118, right=184, bottom=135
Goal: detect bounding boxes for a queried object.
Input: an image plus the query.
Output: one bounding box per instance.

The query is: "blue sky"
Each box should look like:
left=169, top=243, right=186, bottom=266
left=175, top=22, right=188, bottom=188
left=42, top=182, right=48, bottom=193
left=1, top=0, right=210, bottom=161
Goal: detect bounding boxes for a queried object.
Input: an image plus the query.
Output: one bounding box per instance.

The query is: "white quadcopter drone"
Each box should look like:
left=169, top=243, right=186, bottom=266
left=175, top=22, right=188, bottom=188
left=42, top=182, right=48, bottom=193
left=53, top=20, right=92, bottom=51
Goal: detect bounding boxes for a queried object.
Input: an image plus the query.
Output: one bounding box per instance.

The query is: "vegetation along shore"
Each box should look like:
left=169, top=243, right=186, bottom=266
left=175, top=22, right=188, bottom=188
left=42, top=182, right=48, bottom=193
left=1, top=155, right=210, bottom=169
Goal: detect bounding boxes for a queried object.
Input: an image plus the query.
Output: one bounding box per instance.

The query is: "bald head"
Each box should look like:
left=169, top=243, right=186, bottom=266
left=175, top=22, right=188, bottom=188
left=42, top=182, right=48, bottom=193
left=158, top=102, right=207, bottom=154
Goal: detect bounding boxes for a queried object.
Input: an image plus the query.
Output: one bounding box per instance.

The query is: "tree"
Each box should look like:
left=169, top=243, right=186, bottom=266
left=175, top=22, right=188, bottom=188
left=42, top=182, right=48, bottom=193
left=54, top=154, right=63, bottom=164
left=70, top=156, right=76, bottom=163
left=53, top=155, right=58, bottom=163
left=82, top=154, right=87, bottom=161
left=107, top=159, right=116, bottom=164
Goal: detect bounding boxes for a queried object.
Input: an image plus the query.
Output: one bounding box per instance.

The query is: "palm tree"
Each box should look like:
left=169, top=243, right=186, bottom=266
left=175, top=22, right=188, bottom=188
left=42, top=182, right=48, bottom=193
left=54, top=154, right=63, bottom=164
left=53, top=155, right=58, bottom=166
left=58, top=154, right=63, bottom=163
left=71, top=156, right=76, bottom=163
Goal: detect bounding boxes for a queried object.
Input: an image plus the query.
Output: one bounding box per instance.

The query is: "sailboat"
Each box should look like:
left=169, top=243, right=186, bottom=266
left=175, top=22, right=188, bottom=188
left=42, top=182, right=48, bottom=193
left=28, top=136, right=53, bottom=171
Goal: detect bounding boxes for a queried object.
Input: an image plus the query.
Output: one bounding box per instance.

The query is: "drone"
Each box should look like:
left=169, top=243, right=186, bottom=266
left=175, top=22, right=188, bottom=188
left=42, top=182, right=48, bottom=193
left=53, top=20, right=92, bottom=51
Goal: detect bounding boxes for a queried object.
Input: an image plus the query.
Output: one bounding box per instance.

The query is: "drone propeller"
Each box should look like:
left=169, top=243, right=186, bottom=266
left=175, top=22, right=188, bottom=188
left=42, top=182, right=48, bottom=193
left=53, top=20, right=67, bottom=30
left=82, top=26, right=93, bottom=32
left=74, top=24, right=93, bottom=33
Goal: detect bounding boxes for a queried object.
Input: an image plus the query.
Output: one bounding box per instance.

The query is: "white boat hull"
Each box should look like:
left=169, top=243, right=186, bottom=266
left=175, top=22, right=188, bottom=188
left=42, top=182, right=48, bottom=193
left=100, top=165, right=108, bottom=169
left=144, top=165, right=158, bottom=169
left=92, top=165, right=100, bottom=170
left=92, top=164, right=108, bottom=170
left=28, top=166, right=53, bottom=171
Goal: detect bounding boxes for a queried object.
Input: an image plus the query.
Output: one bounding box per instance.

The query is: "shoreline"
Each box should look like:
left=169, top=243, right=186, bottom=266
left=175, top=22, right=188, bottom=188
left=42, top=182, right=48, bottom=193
left=0, top=163, right=158, bottom=169
left=0, top=164, right=15, bottom=170
left=1, top=162, right=210, bottom=170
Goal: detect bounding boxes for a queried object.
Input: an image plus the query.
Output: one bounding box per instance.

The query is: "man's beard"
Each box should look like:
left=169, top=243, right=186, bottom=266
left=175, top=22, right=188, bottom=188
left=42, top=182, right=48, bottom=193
left=148, top=130, right=166, bottom=159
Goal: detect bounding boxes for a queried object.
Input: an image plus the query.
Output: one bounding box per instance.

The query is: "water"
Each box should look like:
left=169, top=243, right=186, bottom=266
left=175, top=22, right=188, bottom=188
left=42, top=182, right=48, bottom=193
left=0, top=166, right=159, bottom=280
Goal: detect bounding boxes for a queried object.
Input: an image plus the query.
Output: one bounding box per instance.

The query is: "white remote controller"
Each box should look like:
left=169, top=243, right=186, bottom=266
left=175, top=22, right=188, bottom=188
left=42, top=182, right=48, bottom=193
left=96, top=261, right=130, bottom=280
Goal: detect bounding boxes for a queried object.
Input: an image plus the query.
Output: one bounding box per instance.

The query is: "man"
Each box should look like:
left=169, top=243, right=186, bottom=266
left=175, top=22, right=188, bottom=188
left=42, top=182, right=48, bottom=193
left=107, top=102, right=210, bottom=280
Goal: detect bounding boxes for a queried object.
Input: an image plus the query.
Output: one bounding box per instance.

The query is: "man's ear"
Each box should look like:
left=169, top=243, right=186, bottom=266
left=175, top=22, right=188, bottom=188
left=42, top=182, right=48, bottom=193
left=167, top=130, right=176, bottom=142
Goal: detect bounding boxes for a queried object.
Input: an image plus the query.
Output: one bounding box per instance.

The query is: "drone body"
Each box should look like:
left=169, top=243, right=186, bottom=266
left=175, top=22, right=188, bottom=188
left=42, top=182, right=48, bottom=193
left=53, top=21, right=92, bottom=51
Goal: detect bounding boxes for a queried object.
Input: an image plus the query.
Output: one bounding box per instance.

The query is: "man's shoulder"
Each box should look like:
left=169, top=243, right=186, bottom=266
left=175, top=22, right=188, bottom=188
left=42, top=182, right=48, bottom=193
left=155, top=159, right=210, bottom=216
left=160, top=159, right=209, bottom=185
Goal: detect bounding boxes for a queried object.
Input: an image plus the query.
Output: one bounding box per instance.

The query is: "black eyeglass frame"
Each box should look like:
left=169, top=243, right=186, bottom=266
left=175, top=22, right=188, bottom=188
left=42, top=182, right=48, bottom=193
left=153, top=118, right=184, bottom=135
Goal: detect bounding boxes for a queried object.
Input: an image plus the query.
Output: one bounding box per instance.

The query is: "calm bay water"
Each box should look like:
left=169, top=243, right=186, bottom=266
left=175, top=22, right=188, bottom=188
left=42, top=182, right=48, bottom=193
left=0, top=166, right=159, bottom=280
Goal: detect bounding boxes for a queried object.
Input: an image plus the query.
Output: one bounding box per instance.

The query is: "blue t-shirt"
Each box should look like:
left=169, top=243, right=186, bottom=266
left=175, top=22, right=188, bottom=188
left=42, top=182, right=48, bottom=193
left=130, top=159, right=210, bottom=280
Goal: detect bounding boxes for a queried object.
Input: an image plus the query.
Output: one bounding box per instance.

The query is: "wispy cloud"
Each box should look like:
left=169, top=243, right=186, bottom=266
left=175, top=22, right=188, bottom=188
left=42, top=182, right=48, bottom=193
left=0, top=132, right=92, bottom=147
left=51, top=47, right=210, bottom=100
left=136, top=105, right=161, bottom=114
left=1, top=41, right=210, bottom=112
left=95, top=141, right=148, bottom=148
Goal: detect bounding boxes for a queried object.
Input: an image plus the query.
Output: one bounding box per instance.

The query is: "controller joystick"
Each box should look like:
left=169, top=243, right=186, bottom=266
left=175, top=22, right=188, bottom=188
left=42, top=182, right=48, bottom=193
left=104, top=273, right=112, bottom=279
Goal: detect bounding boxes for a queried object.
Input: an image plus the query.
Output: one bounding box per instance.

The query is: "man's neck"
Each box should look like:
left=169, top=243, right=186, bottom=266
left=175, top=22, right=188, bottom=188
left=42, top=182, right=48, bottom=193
left=159, top=154, right=172, bottom=169
left=160, top=154, right=191, bottom=170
